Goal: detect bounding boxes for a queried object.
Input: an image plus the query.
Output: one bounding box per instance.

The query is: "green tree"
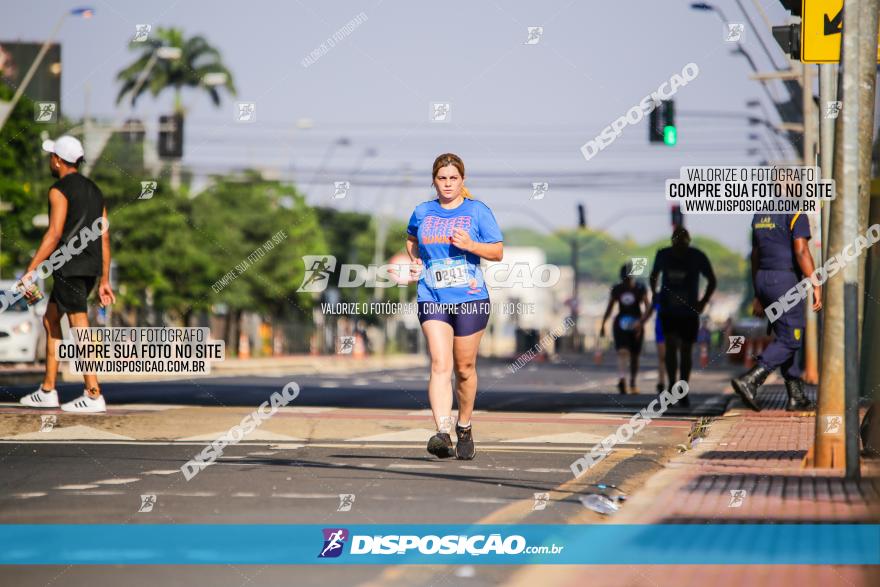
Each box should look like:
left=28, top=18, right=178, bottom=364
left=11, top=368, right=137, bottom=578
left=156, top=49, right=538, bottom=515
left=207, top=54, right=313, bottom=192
left=0, top=84, right=58, bottom=276
left=193, top=174, right=326, bottom=348
left=115, top=27, right=236, bottom=112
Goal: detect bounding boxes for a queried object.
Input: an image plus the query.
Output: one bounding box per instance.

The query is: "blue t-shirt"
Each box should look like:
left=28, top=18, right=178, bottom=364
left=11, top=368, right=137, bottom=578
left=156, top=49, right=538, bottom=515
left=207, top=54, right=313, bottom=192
left=407, top=198, right=503, bottom=303
left=752, top=213, right=811, bottom=273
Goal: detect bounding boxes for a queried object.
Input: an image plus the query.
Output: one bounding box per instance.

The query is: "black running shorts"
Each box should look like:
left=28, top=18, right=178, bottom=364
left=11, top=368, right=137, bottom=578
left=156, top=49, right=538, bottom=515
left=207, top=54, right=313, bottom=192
left=49, top=275, right=97, bottom=314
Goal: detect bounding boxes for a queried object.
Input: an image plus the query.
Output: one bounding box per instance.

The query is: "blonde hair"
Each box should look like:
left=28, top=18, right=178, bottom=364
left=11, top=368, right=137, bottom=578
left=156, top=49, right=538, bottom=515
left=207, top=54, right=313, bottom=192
left=432, top=153, right=472, bottom=199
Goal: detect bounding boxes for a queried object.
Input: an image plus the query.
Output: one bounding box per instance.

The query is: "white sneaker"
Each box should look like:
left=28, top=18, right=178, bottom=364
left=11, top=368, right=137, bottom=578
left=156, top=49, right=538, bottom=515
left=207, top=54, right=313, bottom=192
left=61, top=393, right=106, bottom=413
left=19, top=387, right=60, bottom=408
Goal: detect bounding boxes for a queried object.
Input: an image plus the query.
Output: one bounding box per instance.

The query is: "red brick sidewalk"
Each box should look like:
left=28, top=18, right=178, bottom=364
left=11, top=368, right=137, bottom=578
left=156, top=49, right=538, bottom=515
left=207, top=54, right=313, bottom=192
left=507, top=385, right=878, bottom=587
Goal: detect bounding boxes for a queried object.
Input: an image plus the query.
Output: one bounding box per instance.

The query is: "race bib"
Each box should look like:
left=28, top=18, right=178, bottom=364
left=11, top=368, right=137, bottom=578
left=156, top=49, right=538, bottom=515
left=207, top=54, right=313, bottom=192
left=429, top=256, right=469, bottom=289
left=618, top=315, right=640, bottom=331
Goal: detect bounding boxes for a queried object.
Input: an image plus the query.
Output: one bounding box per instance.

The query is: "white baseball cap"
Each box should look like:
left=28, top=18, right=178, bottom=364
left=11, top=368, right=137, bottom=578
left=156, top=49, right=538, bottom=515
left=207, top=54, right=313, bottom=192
left=42, top=135, right=85, bottom=164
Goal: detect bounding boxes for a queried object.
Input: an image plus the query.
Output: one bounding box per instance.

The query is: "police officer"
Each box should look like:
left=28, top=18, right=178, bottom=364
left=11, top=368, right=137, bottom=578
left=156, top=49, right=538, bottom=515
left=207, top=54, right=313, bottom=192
left=731, top=212, right=822, bottom=411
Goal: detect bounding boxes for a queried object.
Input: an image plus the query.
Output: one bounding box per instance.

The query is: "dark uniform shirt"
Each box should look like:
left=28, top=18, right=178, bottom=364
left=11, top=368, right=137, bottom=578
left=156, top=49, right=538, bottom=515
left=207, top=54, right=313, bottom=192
left=751, top=213, right=810, bottom=274
left=51, top=173, right=105, bottom=277
left=651, top=246, right=714, bottom=315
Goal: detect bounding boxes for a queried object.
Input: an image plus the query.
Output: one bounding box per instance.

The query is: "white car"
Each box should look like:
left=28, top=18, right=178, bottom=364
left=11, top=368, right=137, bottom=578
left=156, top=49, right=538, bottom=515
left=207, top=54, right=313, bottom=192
left=0, top=279, right=46, bottom=363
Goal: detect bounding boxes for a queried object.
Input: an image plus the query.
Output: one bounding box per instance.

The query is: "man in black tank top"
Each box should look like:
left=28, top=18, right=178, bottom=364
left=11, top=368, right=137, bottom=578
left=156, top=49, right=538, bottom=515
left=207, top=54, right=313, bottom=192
left=600, top=263, right=649, bottom=394
left=17, top=136, right=116, bottom=414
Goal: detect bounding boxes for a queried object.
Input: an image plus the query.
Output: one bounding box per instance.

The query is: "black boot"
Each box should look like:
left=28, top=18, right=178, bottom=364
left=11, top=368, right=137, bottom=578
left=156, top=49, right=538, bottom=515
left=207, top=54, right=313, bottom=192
left=784, top=378, right=815, bottom=411
left=731, top=364, right=772, bottom=412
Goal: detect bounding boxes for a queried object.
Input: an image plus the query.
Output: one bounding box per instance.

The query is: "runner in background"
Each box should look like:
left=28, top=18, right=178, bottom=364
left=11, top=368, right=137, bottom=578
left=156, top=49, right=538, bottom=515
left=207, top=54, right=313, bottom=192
left=599, top=262, right=649, bottom=394
left=642, top=227, right=716, bottom=405
left=406, top=153, right=503, bottom=460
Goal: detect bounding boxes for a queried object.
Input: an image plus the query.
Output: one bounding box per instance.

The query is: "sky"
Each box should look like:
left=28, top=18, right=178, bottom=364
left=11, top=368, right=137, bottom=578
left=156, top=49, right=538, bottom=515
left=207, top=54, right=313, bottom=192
left=1, top=0, right=804, bottom=254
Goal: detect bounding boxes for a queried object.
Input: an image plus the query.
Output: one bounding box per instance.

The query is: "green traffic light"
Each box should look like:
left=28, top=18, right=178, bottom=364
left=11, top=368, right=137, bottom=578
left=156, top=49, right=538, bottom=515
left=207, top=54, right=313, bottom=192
left=663, top=125, right=677, bottom=146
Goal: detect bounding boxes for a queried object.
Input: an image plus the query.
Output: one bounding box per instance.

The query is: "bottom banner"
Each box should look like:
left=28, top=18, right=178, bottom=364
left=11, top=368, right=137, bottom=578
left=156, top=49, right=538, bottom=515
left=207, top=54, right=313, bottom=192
left=1, top=524, right=877, bottom=565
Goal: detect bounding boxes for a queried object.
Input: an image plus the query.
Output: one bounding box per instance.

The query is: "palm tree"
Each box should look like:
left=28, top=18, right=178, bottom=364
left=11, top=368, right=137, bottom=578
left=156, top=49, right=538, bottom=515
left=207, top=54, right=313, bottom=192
left=116, top=27, right=236, bottom=112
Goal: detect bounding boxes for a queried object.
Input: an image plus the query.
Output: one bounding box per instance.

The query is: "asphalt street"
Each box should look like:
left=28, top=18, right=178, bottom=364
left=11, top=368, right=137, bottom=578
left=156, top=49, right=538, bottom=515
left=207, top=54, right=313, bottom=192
left=0, top=354, right=739, bottom=586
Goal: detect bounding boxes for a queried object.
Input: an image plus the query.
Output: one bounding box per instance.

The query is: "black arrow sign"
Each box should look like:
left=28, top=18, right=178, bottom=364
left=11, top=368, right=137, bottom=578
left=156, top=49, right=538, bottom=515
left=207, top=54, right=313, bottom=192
left=824, top=7, right=843, bottom=36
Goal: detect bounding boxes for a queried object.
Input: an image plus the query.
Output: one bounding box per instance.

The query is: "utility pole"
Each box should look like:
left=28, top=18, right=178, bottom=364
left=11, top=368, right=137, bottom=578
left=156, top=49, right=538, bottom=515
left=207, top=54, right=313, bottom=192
left=802, top=61, right=820, bottom=384
left=856, top=0, right=880, bottom=338
left=857, top=0, right=880, bottom=457
left=819, top=64, right=838, bottom=263
left=812, top=0, right=873, bottom=476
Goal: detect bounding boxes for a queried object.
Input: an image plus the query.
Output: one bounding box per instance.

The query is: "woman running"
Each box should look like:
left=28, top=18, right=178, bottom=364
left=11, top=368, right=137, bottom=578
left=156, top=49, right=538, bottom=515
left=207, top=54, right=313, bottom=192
left=406, top=153, right=503, bottom=460
left=599, top=263, right=649, bottom=394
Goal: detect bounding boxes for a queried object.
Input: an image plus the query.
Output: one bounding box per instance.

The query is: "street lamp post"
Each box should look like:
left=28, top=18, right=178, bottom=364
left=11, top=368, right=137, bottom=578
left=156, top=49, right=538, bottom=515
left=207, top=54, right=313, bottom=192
left=0, top=7, right=95, bottom=132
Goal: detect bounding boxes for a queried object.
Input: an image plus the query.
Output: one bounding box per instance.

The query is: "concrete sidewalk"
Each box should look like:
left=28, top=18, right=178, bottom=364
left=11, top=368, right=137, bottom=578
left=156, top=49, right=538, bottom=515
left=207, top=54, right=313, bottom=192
left=508, top=384, right=879, bottom=587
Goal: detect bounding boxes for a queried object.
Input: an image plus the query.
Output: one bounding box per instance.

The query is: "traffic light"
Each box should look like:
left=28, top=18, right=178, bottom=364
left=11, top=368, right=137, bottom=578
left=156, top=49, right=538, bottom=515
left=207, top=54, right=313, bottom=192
left=577, top=203, right=587, bottom=228
left=649, top=100, right=676, bottom=145
left=158, top=113, right=184, bottom=159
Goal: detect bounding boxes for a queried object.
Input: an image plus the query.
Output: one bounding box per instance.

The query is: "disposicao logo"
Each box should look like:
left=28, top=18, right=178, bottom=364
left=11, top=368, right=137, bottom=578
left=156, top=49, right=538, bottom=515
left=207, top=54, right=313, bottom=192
left=318, top=528, right=349, bottom=558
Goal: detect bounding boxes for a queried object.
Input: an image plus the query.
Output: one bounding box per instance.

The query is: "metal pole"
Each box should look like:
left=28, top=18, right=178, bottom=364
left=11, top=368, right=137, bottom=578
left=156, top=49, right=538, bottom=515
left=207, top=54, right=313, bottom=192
left=813, top=0, right=863, bottom=471
left=819, top=64, right=838, bottom=263
left=856, top=0, right=880, bottom=342
left=0, top=14, right=67, bottom=131
left=733, top=0, right=787, bottom=71
left=802, top=61, right=820, bottom=384
left=857, top=0, right=880, bottom=459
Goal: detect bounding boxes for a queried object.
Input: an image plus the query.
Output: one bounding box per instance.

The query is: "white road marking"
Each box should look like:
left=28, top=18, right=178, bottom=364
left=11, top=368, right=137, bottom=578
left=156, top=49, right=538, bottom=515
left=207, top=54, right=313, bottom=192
left=2, top=425, right=134, bottom=441
left=347, top=429, right=434, bottom=442
left=165, top=491, right=216, bottom=497
left=271, top=493, right=337, bottom=499
left=143, top=469, right=179, bottom=475
left=456, top=497, right=509, bottom=504
left=502, top=432, right=609, bottom=444
left=55, top=484, right=99, bottom=490
left=231, top=492, right=258, bottom=497
left=318, top=382, right=340, bottom=388
left=14, top=492, right=47, bottom=499
left=178, top=430, right=305, bottom=442
left=247, top=452, right=277, bottom=457
left=524, top=468, right=570, bottom=473
left=387, top=463, right=440, bottom=469
left=93, top=478, right=140, bottom=485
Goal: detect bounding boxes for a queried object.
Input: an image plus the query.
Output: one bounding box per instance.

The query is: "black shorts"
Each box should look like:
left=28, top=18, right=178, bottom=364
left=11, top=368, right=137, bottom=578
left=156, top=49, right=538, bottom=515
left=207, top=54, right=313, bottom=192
left=49, top=275, right=97, bottom=314
left=612, top=316, right=643, bottom=353
left=417, top=299, right=491, bottom=337
left=659, top=311, right=699, bottom=344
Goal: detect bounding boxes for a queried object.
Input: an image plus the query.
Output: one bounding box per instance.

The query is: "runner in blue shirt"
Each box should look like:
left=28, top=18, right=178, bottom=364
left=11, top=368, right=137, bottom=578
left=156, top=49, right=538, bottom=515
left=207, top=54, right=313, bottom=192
left=406, top=153, right=503, bottom=460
